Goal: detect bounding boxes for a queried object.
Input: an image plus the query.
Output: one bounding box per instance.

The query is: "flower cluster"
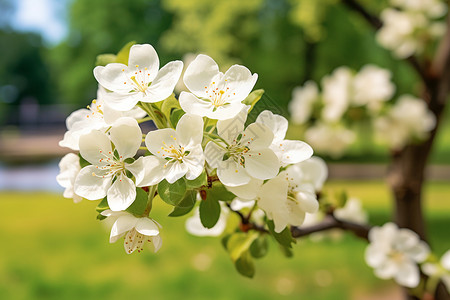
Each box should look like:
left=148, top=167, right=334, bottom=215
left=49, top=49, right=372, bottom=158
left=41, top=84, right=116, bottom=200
left=288, top=64, right=436, bottom=156
left=376, top=0, right=447, bottom=58
left=57, top=43, right=316, bottom=268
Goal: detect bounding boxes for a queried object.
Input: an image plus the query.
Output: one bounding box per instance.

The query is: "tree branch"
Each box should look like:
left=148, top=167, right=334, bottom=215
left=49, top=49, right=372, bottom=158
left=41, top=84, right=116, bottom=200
left=290, top=215, right=371, bottom=241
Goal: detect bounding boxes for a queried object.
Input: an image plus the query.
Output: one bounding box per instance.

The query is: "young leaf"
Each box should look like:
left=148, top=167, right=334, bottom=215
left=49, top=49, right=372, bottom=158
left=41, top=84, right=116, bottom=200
left=250, top=234, right=269, bottom=259
left=115, top=41, right=136, bottom=65
left=168, top=190, right=197, bottom=217
left=96, top=197, right=109, bottom=213
left=226, top=232, right=259, bottom=261
left=336, top=190, right=348, bottom=208
left=267, top=220, right=296, bottom=248
left=161, top=94, right=182, bottom=120
left=186, top=172, right=207, bottom=189
left=206, top=182, right=235, bottom=202
left=235, top=251, right=255, bottom=278
left=170, top=109, right=186, bottom=128
left=199, top=195, right=221, bottom=228
left=95, top=54, right=116, bottom=66
left=157, top=178, right=187, bottom=206
left=242, top=89, right=264, bottom=112
left=126, top=188, right=148, bottom=216
left=78, top=153, right=90, bottom=168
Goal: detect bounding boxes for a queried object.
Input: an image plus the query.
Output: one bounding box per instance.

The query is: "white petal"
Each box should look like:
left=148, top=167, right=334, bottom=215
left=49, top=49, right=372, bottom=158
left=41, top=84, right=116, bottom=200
left=442, top=250, right=450, bottom=270
left=217, top=107, right=248, bottom=144
left=165, top=162, right=188, bottom=183
left=179, top=91, right=214, bottom=117
left=294, top=157, right=328, bottom=192
left=365, top=245, right=387, bottom=268
left=74, top=165, right=111, bottom=200
left=185, top=206, right=228, bottom=237
left=135, top=218, right=160, bottom=236
left=296, top=186, right=319, bottom=213
left=79, top=130, right=112, bottom=165
left=405, top=241, right=430, bottom=263
left=241, top=122, right=274, bottom=149
left=65, top=108, right=90, bottom=130
left=150, top=235, right=162, bottom=252
left=183, top=54, right=219, bottom=97
left=395, top=261, right=420, bottom=288
left=107, top=175, right=136, bottom=211
left=245, top=149, right=280, bottom=180
left=93, top=63, right=130, bottom=93
left=225, top=178, right=263, bottom=200
left=145, top=128, right=178, bottom=158
left=217, top=159, right=251, bottom=187
left=204, top=141, right=227, bottom=169
left=176, top=114, right=204, bottom=147
left=102, top=91, right=142, bottom=112
left=110, top=214, right=137, bottom=242
left=128, top=44, right=159, bottom=81
left=133, top=156, right=166, bottom=187
left=255, top=110, right=288, bottom=142
left=274, top=140, right=313, bottom=165
left=374, top=260, right=398, bottom=279
left=183, top=146, right=205, bottom=180
left=144, top=60, right=183, bottom=103
left=109, top=117, right=142, bottom=158
left=222, top=64, right=258, bottom=101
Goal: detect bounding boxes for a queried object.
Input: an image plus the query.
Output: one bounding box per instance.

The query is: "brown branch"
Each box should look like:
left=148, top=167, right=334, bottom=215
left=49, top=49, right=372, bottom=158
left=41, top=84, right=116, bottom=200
left=290, top=215, right=371, bottom=241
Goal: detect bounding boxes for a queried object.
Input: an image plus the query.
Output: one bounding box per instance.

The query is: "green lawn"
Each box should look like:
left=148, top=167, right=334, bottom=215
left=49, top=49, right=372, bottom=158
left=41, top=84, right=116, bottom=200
left=0, top=180, right=449, bottom=300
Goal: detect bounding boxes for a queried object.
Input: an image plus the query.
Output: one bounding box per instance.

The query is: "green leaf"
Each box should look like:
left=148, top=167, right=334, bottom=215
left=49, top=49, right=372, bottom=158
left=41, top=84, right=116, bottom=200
left=157, top=178, right=187, bottom=206
left=168, top=190, right=197, bottom=217
left=267, top=220, right=295, bottom=248
left=336, top=190, right=348, bottom=208
left=126, top=188, right=148, bottom=216
left=242, top=89, right=264, bottom=112
left=235, top=251, right=255, bottom=278
left=95, top=54, right=116, bottom=66
left=199, top=195, right=221, bottom=228
left=124, top=157, right=135, bottom=164
left=170, top=109, right=186, bottom=128
left=161, top=94, right=181, bottom=120
left=206, top=182, right=235, bottom=202
left=279, top=245, right=294, bottom=258
left=78, top=153, right=90, bottom=168
left=96, top=197, right=109, bottom=213
left=186, top=172, right=207, bottom=189
left=115, top=41, right=136, bottom=65
left=226, top=232, right=259, bottom=261
left=250, top=234, right=269, bottom=259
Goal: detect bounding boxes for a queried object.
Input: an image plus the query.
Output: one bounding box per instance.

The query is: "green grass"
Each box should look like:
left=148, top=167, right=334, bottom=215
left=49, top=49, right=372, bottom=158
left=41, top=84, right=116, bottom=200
left=0, top=180, right=449, bottom=300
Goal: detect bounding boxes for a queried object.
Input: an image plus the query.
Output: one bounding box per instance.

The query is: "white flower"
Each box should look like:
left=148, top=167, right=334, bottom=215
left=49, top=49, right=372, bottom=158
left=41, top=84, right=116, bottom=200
left=204, top=108, right=279, bottom=187
left=59, top=86, right=146, bottom=150
left=56, top=153, right=82, bottom=203
left=352, top=65, right=395, bottom=112
left=185, top=203, right=229, bottom=237
left=255, top=110, right=313, bottom=166
left=374, top=95, right=436, bottom=150
left=305, top=122, right=356, bottom=158
left=390, top=0, right=447, bottom=18
left=287, top=156, right=328, bottom=192
left=321, top=66, right=353, bottom=122
left=422, top=250, right=450, bottom=293
left=74, top=117, right=149, bottom=211
left=227, top=164, right=319, bottom=233
left=288, top=81, right=319, bottom=124
left=94, top=44, right=183, bottom=111
left=143, top=114, right=205, bottom=184
left=179, top=54, right=258, bottom=120
left=102, top=210, right=162, bottom=254
left=365, top=222, right=430, bottom=288
left=334, top=198, right=368, bottom=224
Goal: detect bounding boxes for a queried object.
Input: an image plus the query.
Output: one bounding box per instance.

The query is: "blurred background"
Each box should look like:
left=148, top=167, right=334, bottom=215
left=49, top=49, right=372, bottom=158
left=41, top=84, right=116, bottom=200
left=0, top=0, right=449, bottom=299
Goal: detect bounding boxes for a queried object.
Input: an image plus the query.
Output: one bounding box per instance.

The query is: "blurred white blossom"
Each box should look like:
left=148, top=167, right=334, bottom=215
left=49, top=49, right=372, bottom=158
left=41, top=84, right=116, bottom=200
left=365, top=222, right=430, bottom=288
left=288, top=81, right=319, bottom=124
left=422, top=249, right=450, bottom=293
left=305, top=122, right=356, bottom=158
left=321, top=67, right=353, bottom=122
left=56, top=153, right=82, bottom=203
left=334, top=198, right=368, bottom=224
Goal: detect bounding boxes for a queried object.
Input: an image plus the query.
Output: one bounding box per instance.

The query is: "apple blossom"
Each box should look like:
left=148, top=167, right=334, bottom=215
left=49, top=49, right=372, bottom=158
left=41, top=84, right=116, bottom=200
left=179, top=54, right=258, bottom=120
left=94, top=44, right=183, bottom=111
left=365, top=222, right=430, bottom=288
left=334, top=198, right=368, bottom=224
left=290, top=156, right=328, bottom=192
left=56, top=153, right=82, bottom=203
left=288, top=81, right=319, bottom=124
left=255, top=110, right=313, bottom=166
left=321, top=66, right=352, bottom=122
left=143, top=114, right=205, bottom=184
left=102, top=210, right=162, bottom=254
left=74, top=117, right=149, bottom=211
left=204, top=108, right=279, bottom=187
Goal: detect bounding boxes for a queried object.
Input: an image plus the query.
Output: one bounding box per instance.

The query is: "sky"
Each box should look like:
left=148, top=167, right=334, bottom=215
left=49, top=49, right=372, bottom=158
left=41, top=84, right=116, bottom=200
left=9, top=0, right=69, bottom=45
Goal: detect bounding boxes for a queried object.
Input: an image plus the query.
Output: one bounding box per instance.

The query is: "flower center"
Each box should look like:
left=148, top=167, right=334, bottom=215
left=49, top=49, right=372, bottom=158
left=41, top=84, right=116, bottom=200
left=86, top=99, right=104, bottom=119
left=204, top=80, right=235, bottom=108
left=125, top=228, right=153, bottom=254
left=157, top=135, right=189, bottom=167
left=122, top=65, right=152, bottom=94
left=91, top=150, right=126, bottom=178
